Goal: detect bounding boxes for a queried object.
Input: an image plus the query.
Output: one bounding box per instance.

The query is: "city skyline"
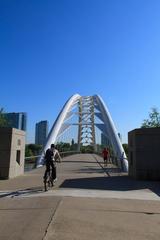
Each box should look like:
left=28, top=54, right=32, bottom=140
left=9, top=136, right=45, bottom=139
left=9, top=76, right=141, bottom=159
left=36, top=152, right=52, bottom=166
left=1, top=1, right=160, bottom=143
left=4, top=112, right=27, bottom=132
left=35, top=120, right=49, bottom=146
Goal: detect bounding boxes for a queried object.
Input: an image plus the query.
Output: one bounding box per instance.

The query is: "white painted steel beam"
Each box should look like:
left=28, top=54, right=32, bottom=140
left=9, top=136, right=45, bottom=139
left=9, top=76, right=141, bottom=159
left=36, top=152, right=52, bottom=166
left=94, top=95, right=128, bottom=172
left=37, top=94, right=81, bottom=166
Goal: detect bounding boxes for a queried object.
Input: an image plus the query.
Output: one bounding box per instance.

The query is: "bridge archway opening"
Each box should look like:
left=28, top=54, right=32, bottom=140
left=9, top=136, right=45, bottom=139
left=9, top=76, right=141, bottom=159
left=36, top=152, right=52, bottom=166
left=37, top=94, right=128, bottom=172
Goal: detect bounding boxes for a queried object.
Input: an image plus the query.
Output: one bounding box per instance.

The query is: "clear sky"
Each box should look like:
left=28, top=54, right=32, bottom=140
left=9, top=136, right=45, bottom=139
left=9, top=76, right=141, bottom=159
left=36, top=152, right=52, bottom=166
left=1, top=0, right=160, bottom=143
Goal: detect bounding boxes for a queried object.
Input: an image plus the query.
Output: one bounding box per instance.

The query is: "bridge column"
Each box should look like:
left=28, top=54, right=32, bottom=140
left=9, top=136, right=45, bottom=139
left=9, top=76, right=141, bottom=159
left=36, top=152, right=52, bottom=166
left=0, top=127, right=25, bottom=179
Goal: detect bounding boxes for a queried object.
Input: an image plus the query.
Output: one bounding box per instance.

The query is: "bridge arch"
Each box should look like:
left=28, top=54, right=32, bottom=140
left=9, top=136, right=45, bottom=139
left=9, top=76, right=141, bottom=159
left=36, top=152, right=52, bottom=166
left=37, top=94, right=128, bottom=172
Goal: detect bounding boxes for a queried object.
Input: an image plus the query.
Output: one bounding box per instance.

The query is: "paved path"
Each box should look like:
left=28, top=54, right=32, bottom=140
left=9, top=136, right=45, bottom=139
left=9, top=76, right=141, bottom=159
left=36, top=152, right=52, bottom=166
left=0, top=154, right=160, bottom=240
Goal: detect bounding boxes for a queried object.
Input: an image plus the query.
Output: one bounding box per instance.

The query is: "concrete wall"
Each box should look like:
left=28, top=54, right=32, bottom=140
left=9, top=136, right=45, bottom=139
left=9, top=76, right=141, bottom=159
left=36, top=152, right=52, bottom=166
left=0, top=127, right=25, bottom=179
left=128, top=128, right=160, bottom=180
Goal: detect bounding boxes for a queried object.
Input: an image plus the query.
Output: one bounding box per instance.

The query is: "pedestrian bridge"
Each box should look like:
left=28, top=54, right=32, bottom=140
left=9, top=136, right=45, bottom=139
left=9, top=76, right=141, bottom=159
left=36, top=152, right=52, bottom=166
left=1, top=154, right=160, bottom=240
left=38, top=94, right=128, bottom=172
left=1, top=153, right=159, bottom=200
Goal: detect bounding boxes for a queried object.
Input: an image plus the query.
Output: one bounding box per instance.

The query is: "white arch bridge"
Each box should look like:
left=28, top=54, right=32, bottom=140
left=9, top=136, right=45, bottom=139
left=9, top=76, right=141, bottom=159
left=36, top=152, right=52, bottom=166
left=37, top=94, right=128, bottom=172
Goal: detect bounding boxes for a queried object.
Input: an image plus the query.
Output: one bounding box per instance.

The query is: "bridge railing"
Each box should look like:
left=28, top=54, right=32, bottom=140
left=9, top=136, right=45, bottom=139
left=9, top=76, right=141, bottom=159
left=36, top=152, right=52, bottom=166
left=24, top=150, right=80, bottom=172
left=25, top=151, right=128, bottom=172
left=25, top=155, right=40, bottom=172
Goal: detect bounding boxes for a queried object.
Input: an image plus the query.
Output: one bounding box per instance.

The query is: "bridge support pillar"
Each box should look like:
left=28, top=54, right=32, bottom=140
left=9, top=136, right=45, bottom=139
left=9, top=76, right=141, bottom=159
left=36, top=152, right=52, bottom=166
left=128, top=128, right=160, bottom=180
left=0, top=127, right=25, bottom=179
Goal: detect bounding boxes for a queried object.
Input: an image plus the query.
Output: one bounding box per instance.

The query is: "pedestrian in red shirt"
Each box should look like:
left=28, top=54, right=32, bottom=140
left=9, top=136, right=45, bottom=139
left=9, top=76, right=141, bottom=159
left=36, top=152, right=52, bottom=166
left=102, top=148, right=109, bottom=166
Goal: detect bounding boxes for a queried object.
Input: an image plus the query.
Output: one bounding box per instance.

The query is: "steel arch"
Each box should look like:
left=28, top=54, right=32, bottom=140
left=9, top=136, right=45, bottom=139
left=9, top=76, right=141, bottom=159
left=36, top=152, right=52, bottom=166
left=37, top=93, right=128, bottom=172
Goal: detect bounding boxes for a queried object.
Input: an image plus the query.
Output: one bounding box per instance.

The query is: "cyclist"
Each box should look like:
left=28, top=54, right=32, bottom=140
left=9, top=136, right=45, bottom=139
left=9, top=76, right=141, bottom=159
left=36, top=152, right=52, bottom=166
left=43, top=144, right=61, bottom=185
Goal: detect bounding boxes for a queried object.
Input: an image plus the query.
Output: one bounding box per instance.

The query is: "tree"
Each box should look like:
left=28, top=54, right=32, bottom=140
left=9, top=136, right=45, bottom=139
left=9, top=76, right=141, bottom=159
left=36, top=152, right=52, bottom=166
left=25, top=144, right=42, bottom=157
left=0, top=108, right=8, bottom=127
left=80, top=145, right=94, bottom=153
left=122, top=143, right=128, bottom=157
left=141, top=107, right=160, bottom=128
left=56, top=142, right=71, bottom=152
left=25, top=146, right=33, bottom=157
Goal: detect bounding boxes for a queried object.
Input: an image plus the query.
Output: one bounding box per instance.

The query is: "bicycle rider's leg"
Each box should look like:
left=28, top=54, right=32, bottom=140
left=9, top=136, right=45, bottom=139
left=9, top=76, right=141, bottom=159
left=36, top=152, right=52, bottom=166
left=44, top=162, right=50, bottom=180
left=53, top=166, right=57, bottom=181
left=51, top=161, right=56, bottom=182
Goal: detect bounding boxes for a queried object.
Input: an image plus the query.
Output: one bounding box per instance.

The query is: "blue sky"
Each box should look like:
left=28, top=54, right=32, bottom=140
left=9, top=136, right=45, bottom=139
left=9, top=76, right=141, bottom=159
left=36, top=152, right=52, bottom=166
left=1, top=0, right=160, bottom=143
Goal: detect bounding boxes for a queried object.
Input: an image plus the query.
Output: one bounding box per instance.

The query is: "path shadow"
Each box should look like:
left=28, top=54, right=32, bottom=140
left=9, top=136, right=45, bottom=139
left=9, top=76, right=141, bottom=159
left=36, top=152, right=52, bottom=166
left=105, top=168, right=121, bottom=173
left=74, top=166, right=121, bottom=175
left=60, top=175, right=160, bottom=197
left=0, top=186, right=43, bottom=199
left=63, top=160, right=98, bottom=164
left=73, top=167, right=105, bottom=174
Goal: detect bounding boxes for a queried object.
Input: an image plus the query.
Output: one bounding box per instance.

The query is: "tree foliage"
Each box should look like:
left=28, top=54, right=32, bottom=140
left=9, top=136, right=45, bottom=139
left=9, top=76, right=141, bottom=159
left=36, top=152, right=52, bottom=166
left=25, top=144, right=42, bottom=157
left=56, top=141, right=78, bottom=152
left=0, top=108, right=8, bottom=127
left=80, top=145, right=94, bottom=153
left=141, top=107, right=160, bottom=128
left=122, top=143, right=128, bottom=157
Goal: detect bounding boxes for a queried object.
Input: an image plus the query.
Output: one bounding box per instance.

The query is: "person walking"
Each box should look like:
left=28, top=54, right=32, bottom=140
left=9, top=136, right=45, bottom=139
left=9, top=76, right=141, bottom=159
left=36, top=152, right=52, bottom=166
left=102, top=147, right=109, bottom=166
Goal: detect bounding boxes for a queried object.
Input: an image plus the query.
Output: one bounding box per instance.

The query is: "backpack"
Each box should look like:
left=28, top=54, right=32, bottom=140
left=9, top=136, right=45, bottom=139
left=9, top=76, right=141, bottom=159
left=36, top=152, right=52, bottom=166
left=45, top=148, right=53, bottom=161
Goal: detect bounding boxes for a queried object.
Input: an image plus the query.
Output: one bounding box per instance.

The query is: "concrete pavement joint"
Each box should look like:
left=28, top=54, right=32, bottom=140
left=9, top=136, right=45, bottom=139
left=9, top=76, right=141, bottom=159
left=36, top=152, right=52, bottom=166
left=42, top=198, right=63, bottom=240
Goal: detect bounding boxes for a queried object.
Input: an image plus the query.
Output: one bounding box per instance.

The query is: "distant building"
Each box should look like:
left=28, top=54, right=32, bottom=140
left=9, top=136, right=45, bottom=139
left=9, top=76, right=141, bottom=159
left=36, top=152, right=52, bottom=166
left=101, top=133, right=108, bottom=146
left=35, top=121, right=49, bottom=146
left=4, top=112, right=27, bottom=131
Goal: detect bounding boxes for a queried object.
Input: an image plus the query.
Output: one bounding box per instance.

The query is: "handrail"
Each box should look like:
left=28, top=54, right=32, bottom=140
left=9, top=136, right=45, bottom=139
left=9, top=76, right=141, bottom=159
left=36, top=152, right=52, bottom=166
left=25, top=155, right=40, bottom=159
left=24, top=151, right=128, bottom=172
left=24, top=151, right=80, bottom=171
left=25, top=151, right=79, bottom=159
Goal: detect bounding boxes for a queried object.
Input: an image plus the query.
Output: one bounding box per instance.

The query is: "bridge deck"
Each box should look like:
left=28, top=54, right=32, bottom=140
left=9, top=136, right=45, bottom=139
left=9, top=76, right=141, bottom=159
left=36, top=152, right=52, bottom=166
left=0, top=154, right=160, bottom=240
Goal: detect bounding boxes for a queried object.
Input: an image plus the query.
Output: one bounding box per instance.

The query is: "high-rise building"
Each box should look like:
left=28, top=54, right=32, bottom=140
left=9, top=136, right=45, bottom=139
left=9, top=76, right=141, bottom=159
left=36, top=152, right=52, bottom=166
left=35, top=121, right=49, bottom=146
left=4, top=112, right=27, bottom=131
left=101, top=133, right=108, bottom=146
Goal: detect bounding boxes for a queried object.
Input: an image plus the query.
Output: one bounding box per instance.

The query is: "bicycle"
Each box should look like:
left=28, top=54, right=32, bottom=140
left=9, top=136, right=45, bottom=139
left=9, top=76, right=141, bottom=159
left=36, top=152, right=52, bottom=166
left=43, top=168, right=54, bottom=192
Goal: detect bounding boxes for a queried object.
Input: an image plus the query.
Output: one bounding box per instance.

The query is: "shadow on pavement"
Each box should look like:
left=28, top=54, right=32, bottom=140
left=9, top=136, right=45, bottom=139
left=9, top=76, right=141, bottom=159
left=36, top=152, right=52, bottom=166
left=60, top=175, right=160, bottom=197
left=0, top=186, right=43, bottom=198
left=63, top=160, right=99, bottom=164
left=73, top=166, right=120, bottom=175
left=73, top=167, right=105, bottom=174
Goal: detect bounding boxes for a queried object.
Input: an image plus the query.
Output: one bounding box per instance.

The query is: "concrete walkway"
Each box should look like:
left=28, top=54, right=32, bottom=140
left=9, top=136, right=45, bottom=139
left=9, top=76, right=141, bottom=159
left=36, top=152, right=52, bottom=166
left=0, top=154, right=160, bottom=240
